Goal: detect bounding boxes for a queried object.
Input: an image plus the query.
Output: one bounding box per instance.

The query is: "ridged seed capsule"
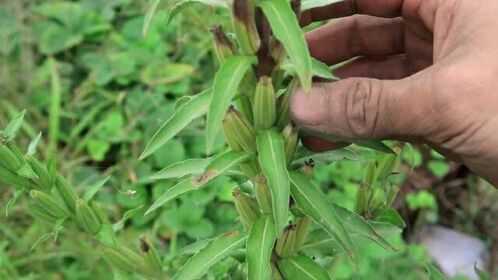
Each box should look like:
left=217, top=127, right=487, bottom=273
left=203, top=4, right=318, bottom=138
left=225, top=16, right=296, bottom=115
left=253, top=76, right=276, bottom=131
left=232, top=0, right=260, bottom=55
left=211, top=26, right=235, bottom=63
left=223, top=107, right=257, bottom=154
left=29, top=190, right=69, bottom=219
left=233, top=188, right=260, bottom=230
left=76, top=199, right=102, bottom=235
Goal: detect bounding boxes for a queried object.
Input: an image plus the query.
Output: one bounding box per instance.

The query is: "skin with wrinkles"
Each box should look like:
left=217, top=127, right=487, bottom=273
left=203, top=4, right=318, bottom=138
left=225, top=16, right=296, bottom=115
left=290, top=0, right=498, bottom=186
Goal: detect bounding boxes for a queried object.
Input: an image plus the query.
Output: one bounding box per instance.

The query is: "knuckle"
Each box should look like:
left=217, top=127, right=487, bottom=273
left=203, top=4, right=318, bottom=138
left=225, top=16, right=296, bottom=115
left=344, top=79, right=383, bottom=138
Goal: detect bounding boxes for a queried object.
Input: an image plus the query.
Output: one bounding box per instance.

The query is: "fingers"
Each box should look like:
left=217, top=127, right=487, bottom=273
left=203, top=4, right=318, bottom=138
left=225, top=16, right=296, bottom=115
left=334, top=55, right=412, bottom=80
left=290, top=77, right=430, bottom=141
left=301, top=136, right=351, bottom=152
left=307, top=15, right=404, bottom=65
left=301, top=0, right=404, bottom=25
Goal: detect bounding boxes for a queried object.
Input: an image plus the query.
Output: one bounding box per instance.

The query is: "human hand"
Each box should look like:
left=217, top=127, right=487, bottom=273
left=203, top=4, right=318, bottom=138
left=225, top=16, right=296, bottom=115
left=290, top=0, right=498, bottom=186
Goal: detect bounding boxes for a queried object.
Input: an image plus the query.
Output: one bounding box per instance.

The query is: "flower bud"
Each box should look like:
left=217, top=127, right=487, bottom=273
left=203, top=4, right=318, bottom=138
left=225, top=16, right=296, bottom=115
left=140, top=237, right=163, bottom=274
left=0, top=165, right=33, bottom=189
left=28, top=204, right=59, bottom=224
left=276, top=79, right=299, bottom=130
left=29, top=190, right=69, bottom=219
left=26, top=156, right=52, bottom=190
left=282, top=124, right=298, bottom=166
left=76, top=199, right=101, bottom=234
left=0, top=144, right=21, bottom=171
left=55, top=175, right=78, bottom=213
left=233, top=188, right=260, bottom=230
left=253, top=76, right=276, bottom=131
left=232, top=0, right=260, bottom=54
left=254, top=175, right=272, bottom=214
left=223, top=107, right=257, bottom=154
left=275, top=224, right=297, bottom=257
left=211, top=26, right=235, bottom=63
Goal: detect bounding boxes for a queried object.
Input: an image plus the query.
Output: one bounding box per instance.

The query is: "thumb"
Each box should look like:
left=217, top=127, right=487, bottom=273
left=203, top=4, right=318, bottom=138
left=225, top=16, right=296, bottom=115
left=290, top=77, right=428, bottom=140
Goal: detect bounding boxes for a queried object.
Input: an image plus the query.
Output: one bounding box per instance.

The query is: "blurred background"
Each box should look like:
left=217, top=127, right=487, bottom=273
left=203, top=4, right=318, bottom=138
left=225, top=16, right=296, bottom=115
left=0, top=0, right=496, bottom=279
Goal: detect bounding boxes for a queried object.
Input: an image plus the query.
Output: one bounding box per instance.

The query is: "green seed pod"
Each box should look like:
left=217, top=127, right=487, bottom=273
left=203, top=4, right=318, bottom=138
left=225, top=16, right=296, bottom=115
left=211, top=26, right=235, bottom=63
left=0, top=144, right=21, bottom=171
left=223, top=107, right=257, bottom=154
left=140, top=238, right=163, bottom=275
left=26, top=156, right=52, bottom=190
left=293, top=217, right=310, bottom=252
left=275, top=224, right=297, bottom=257
left=28, top=204, right=59, bottom=224
left=354, top=184, right=368, bottom=216
left=233, top=188, right=260, bottom=230
left=254, top=175, right=272, bottom=214
left=377, top=152, right=399, bottom=180
left=55, top=175, right=78, bottom=213
left=0, top=165, right=32, bottom=189
left=364, top=161, right=377, bottom=188
left=232, top=0, right=260, bottom=55
left=253, top=76, right=276, bottom=131
left=102, top=246, right=141, bottom=273
left=236, top=95, right=254, bottom=124
left=91, top=201, right=111, bottom=225
left=76, top=199, right=102, bottom=234
left=282, top=124, right=298, bottom=166
left=276, top=79, right=299, bottom=130
left=29, top=190, right=69, bottom=219
left=385, top=185, right=399, bottom=208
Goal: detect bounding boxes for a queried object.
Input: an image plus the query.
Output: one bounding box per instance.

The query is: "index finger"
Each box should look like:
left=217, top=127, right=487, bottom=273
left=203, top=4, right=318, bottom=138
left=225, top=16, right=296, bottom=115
left=301, top=0, right=404, bottom=25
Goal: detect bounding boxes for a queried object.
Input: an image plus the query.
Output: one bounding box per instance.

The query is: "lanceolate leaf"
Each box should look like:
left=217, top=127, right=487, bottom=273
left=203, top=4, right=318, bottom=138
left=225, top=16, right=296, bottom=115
left=332, top=204, right=396, bottom=251
left=206, top=56, right=256, bottom=152
left=292, top=148, right=364, bottom=166
left=151, top=158, right=213, bottom=180
left=301, top=0, right=342, bottom=11
left=278, top=255, right=331, bottom=280
left=195, top=151, right=251, bottom=186
left=257, top=130, right=290, bottom=235
left=1, top=110, right=26, bottom=142
left=173, top=231, right=247, bottom=280
left=311, top=58, right=336, bottom=80
left=289, top=171, right=356, bottom=263
left=143, top=0, right=164, bottom=36
left=140, top=89, right=211, bottom=160
left=145, top=177, right=196, bottom=215
left=247, top=216, right=276, bottom=280
left=166, top=0, right=230, bottom=26
left=259, top=0, right=312, bottom=90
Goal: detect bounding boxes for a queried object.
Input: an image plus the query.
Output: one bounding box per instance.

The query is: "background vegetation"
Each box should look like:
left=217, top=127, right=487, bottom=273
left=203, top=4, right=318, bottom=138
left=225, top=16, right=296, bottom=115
left=0, top=0, right=496, bottom=279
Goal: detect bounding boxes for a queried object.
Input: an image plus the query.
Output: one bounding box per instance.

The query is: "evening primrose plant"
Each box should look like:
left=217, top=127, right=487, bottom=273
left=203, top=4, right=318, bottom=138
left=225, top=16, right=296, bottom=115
left=139, top=0, right=408, bottom=279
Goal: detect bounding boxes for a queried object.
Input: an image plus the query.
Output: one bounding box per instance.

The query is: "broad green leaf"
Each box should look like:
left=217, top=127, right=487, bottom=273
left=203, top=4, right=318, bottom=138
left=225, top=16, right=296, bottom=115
left=426, top=264, right=448, bottom=280
left=145, top=177, right=196, bottom=215
left=1, top=110, right=25, bottom=142
left=301, top=0, right=342, bottom=11
left=143, top=0, right=164, bottom=36
left=289, top=171, right=356, bottom=263
left=278, top=255, right=330, bottom=280
left=151, top=158, right=212, bottom=180
left=257, top=130, right=290, bottom=235
left=332, top=204, right=396, bottom=251
left=166, top=0, right=230, bottom=26
left=83, top=176, right=110, bottom=203
left=247, top=216, right=276, bottom=280
left=173, top=231, right=247, bottom=280
left=259, top=0, right=312, bottom=90
left=206, top=56, right=255, bottom=152
left=197, top=151, right=251, bottom=186
left=26, top=132, right=42, bottom=156
left=140, top=89, right=211, bottom=160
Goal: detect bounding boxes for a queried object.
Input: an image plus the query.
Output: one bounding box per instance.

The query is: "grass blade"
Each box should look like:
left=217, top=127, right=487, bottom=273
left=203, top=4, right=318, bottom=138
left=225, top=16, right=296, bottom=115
left=173, top=231, right=247, bottom=280
left=289, top=171, right=356, bottom=263
left=206, top=56, right=255, bottom=152
left=257, top=129, right=290, bottom=236
left=247, top=216, right=276, bottom=280
left=140, top=89, right=211, bottom=160
left=259, top=0, right=312, bottom=90
left=151, top=158, right=213, bottom=180
left=278, top=255, right=331, bottom=280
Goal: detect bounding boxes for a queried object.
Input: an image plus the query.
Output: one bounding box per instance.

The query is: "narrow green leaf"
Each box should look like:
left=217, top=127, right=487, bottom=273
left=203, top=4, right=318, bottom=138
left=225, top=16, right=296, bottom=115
left=301, top=0, right=342, bottom=11
left=113, top=205, right=144, bottom=232
left=259, top=0, right=312, bottom=90
left=311, top=58, right=336, bottom=80
left=26, top=132, right=42, bottom=156
left=247, top=216, right=276, bottom=280
left=196, top=151, right=251, bottom=186
left=257, top=130, right=290, bottom=235
left=292, top=148, right=364, bottom=166
left=166, top=0, right=230, bottom=26
left=151, top=158, right=212, bottom=180
left=353, top=140, right=395, bottom=154
left=206, top=56, right=255, bottom=152
left=83, top=176, right=110, bottom=203
left=49, top=58, right=62, bottom=153
left=6, top=189, right=26, bottom=217
left=143, top=0, right=164, bottom=36
left=141, top=89, right=211, bottom=160
left=1, top=110, right=26, bottom=142
left=278, top=255, right=331, bottom=280
left=145, top=177, right=196, bottom=215
left=289, top=171, right=356, bottom=263
left=173, top=231, right=247, bottom=280
left=332, top=204, right=396, bottom=251
left=426, top=264, right=448, bottom=280
left=377, top=209, right=406, bottom=229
